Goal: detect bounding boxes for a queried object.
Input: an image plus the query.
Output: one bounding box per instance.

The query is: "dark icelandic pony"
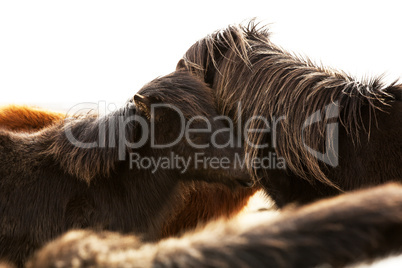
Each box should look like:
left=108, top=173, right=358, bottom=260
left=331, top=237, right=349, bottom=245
left=28, top=183, right=402, bottom=268
left=0, top=71, right=251, bottom=267
left=177, top=22, right=402, bottom=207
left=0, top=108, right=256, bottom=240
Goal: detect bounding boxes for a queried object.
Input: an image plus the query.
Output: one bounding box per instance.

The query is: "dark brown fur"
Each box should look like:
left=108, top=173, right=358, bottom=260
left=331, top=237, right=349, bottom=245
left=0, top=95, right=257, bottom=240
left=178, top=22, right=402, bottom=207
left=0, top=71, right=252, bottom=266
left=27, top=183, right=402, bottom=268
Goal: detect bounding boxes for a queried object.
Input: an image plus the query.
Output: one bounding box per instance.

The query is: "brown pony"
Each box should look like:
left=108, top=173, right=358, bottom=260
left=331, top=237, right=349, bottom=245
left=0, top=97, right=257, bottom=240
left=27, top=182, right=402, bottom=268
left=178, top=22, right=402, bottom=207
left=0, top=71, right=252, bottom=266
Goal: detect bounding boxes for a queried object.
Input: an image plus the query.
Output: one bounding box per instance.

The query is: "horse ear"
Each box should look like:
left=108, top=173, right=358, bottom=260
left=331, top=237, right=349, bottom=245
left=176, top=59, right=188, bottom=71
left=134, top=94, right=152, bottom=114
left=134, top=94, right=150, bottom=106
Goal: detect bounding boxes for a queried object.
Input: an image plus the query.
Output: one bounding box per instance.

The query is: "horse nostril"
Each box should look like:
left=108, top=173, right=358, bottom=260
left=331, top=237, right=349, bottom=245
left=236, top=179, right=254, bottom=188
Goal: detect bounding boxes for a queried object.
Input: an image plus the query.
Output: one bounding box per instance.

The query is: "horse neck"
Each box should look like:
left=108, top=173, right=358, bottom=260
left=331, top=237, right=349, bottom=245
left=43, top=104, right=187, bottom=238
left=40, top=103, right=137, bottom=183
left=87, top=161, right=185, bottom=240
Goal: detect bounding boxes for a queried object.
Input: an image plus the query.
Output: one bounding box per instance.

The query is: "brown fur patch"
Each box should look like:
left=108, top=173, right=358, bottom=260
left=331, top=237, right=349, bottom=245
left=0, top=105, right=64, bottom=132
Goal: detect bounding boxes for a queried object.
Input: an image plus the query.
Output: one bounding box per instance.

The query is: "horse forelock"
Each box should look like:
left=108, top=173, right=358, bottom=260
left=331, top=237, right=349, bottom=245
left=180, top=22, right=398, bottom=189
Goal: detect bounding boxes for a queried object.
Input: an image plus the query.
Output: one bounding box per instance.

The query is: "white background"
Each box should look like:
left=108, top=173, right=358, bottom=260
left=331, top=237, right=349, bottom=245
left=1, top=0, right=401, bottom=110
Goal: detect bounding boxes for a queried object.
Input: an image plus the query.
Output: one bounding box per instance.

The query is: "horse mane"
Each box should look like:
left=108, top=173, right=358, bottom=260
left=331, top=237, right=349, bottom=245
left=45, top=114, right=127, bottom=183
left=178, top=21, right=400, bottom=189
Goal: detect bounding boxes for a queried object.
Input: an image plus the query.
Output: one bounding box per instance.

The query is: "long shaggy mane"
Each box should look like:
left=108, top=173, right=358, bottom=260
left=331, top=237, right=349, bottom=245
left=178, top=21, right=401, bottom=189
